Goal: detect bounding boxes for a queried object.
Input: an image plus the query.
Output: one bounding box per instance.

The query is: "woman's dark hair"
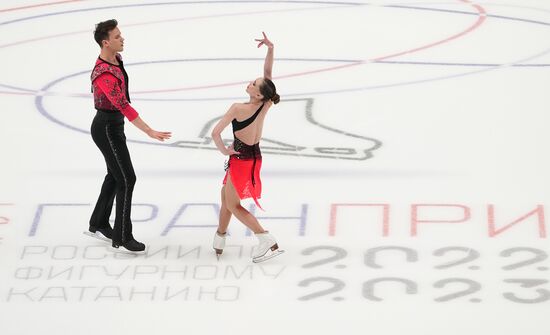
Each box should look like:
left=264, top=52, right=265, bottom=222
left=259, top=78, right=280, bottom=104
left=94, top=19, right=118, bottom=47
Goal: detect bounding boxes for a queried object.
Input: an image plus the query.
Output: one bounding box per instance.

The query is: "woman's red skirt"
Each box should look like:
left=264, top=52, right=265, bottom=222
left=223, top=156, right=263, bottom=210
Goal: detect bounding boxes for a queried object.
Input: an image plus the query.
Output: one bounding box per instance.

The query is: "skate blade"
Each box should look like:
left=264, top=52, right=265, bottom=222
left=253, top=249, right=285, bottom=263
left=109, top=246, right=146, bottom=255
left=83, top=231, right=110, bottom=243
left=214, top=249, right=223, bottom=261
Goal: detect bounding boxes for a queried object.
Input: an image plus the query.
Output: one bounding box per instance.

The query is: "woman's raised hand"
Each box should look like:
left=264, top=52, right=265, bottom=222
left=255, top=32, right=273, bottom=49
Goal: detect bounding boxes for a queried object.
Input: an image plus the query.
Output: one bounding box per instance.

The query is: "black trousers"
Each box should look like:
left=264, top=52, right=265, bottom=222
left=89, top=110, right=136, bottom=244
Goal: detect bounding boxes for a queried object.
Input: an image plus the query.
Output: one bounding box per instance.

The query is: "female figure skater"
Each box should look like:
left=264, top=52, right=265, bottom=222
left=211, top=32, right=283, bottom=263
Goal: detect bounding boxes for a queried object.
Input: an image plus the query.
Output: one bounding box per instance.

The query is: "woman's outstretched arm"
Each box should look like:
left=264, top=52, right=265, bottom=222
left=255, top=32, right=274, bottom=80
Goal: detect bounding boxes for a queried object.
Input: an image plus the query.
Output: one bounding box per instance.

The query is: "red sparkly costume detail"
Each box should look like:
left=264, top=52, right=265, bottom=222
left=90, top=54, right=138, bottom=121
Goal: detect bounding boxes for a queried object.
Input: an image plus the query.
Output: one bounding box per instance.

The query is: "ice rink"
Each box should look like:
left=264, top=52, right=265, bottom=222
left=1, top=0, right=550, bottom=334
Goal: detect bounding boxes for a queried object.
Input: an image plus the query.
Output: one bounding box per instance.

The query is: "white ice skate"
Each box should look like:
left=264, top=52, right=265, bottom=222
left=213, top=231, right=226, bottom=260
left=252, top=232, right=284, bottom=263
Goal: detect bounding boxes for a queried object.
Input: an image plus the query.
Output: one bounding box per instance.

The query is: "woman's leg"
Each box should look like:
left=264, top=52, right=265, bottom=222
left=217, top=185, right=232, bottom=234
left=224, top=175, right=265, bottom=234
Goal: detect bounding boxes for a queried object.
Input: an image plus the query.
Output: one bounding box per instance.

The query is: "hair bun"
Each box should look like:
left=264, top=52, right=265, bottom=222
left=271, top=93, right=280, bottom=104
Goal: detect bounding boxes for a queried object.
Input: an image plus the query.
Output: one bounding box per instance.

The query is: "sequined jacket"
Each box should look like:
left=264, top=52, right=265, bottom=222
left=90, top=54, right=138, bottom=121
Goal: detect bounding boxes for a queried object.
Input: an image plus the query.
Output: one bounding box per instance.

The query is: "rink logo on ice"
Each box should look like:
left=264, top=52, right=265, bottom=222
left=6, top=285, right=241, bottom=302
left=169, top=98, right=382, bottom=160
left=5, top=248, right=285, bottom=303
left=0, top=203, right=13, bottom=245
left=39, top=93, right=381, bottom=160
left=26, top=202, right=549, bottom=238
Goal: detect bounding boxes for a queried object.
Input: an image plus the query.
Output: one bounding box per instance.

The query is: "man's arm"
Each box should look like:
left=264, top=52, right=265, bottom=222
left=94, top=73, right=171, bottom=141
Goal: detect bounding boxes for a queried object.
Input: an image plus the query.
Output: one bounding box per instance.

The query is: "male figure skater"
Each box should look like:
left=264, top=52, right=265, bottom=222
left=85, top=19, right=171, bottom=252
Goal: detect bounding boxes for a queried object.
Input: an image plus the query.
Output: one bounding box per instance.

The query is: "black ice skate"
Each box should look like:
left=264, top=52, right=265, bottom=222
left=111, top=239, right=146, bottom=254
left=83, top=226, right=113, bottom=243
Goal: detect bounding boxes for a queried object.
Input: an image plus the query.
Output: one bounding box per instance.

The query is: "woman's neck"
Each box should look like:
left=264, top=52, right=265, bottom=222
left=248, top=97, right=262, bottom=105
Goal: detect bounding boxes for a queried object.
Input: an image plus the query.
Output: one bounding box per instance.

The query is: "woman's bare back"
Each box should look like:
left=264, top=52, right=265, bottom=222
left=233, top=102, right=270, bottom=145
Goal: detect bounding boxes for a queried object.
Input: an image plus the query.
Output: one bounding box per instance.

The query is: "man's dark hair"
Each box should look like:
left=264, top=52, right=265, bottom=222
left=94, top=19, right=118, bottom=47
